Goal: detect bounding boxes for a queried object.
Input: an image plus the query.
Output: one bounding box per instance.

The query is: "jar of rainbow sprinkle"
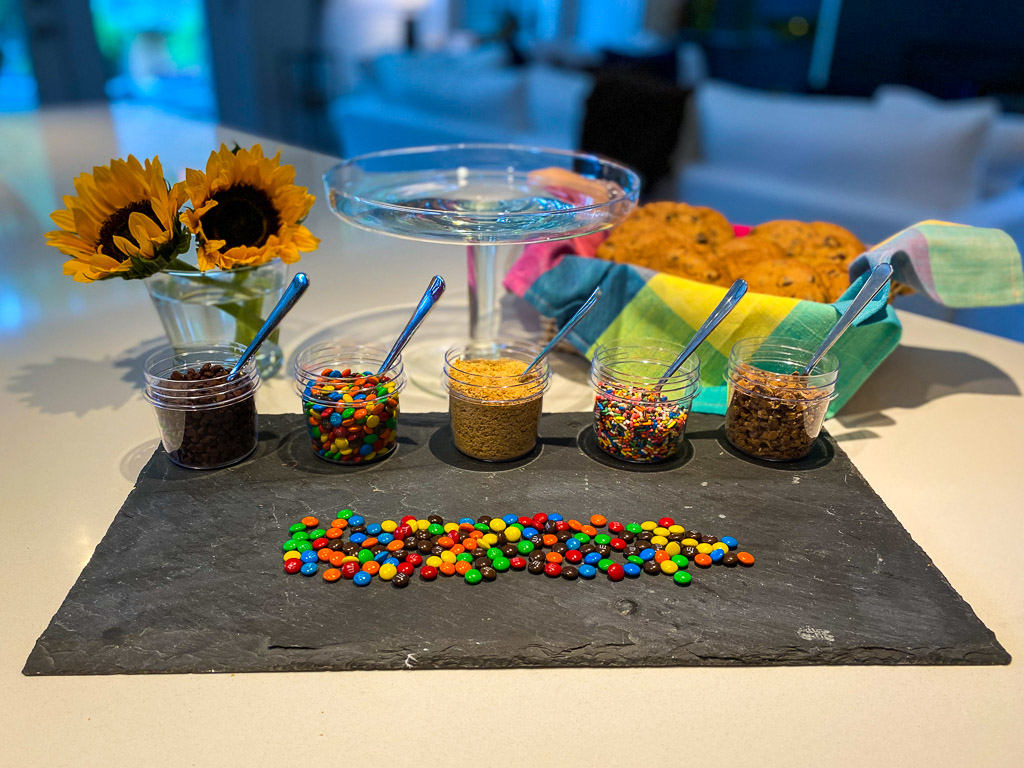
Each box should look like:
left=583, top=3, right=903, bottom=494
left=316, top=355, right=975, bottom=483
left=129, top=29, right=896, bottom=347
left=589, top=340, right=701, bottom=463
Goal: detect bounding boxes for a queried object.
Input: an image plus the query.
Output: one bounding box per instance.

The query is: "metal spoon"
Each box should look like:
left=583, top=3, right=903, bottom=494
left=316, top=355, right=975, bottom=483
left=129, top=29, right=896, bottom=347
left=801, top=263, right=893, bottom=375
left=523, top=285, right=603, bottom=375
left=378, top=275, right=446, bottom=374
left=657, top=279, right=748, bottom=388
left=229, top=272, right=309, bottom=379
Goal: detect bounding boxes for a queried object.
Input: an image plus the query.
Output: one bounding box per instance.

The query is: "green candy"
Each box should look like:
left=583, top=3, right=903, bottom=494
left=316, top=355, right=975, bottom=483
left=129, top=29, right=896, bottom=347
left=456, top=553, right=474, bottom=563
left=574, top=533, right=591, bottom=544
left=325, top=452, right=337, bottom=461
left=671, top=555, right=689, bottom=569
left=517, top=540, right=534, bottom=555
left=292, top=531, right=309, bottom=541
left=474, top=523, right=490, bottom=532
left=295, top=541, right=313, bottom=553
left=625, top=523, right=642, bottom=534
left=386, top=417, right=397, bottom=429
left=309, top=529, right=326, bottom=540
left=342, top=408, right=355, bottom=419
left=594, top=534, right=612, bottom=545
left=311, top=427, right=321, bottom=439
left=626, top=555, right=643, bottom=566
left=337, top=509, right=354, bottom=519
left=673, top=571, right=692, bottom=585
left=358, top=549, right=373, bottom=563
left=283, top=540, right=299, bottom=552
left=493, top=557, right=510, bottom=572
left=597, top=558, right=613, bottom=572
left=464, top=569, right=483, bottom=585
left=289, top=523, right=306, bottom=533
left=363, top=434, right=377, bottom=444
left=486, top=547, right=503, bottom=560
left=428, top=523, right=445, bottom=536
left=377, top=385, right=388, bottom=396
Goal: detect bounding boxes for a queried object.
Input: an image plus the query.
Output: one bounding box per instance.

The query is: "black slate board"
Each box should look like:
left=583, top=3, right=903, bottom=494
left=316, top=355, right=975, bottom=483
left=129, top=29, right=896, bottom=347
left=24, top=413, right=1009, bottom=675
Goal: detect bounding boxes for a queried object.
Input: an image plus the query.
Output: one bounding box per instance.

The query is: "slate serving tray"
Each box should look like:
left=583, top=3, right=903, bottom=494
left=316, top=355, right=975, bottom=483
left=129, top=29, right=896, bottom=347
left=24, top=412, right=1009, bottom=675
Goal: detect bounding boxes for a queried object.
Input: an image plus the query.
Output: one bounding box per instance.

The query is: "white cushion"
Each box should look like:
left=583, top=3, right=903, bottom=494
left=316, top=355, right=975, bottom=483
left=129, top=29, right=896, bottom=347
left=697, top=79, right=994, bottom=212
left=875, top=85, right=1024, bottom=198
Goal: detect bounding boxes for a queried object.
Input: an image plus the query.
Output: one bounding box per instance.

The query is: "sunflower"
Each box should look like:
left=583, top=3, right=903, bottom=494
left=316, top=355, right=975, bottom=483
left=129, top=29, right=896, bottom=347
left=46, top=155, right=190, bottom=282
left=181, top=144, right=319, bottom=271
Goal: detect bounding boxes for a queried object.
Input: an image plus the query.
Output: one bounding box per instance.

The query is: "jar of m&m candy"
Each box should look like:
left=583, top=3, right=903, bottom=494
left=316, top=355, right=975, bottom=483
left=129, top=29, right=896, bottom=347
left=143, top=343, right=261, bottom=470
left=294, top=343, right=407, bottom=464
left=590, top=340, right=700, bottom=463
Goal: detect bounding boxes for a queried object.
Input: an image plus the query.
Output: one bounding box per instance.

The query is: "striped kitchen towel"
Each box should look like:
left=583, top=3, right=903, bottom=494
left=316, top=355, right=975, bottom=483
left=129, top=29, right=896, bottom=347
left=504, top=221, right=1023, bottom=417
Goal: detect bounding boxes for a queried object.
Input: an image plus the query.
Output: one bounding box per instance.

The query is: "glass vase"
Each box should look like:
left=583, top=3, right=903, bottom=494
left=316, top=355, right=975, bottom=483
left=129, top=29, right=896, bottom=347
left=145, top=260, right=288, bottom=377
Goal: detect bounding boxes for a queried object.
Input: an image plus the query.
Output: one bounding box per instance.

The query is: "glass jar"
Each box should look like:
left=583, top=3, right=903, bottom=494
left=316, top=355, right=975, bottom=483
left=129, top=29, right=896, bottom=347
left=443, top=339, right=551, bottom=462
left=724, top=337, right=840, bottom=462
left=294, top=343, right=407, bottom=465
left=146, top=259, right=289, bottom=377
left=589, top=340, right=701, bottom=463
left=143, top=343, right=260, bottom=469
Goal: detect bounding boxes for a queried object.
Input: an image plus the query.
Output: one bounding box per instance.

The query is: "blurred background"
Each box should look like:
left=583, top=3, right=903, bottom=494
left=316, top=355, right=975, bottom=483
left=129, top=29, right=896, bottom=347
left=2, top=0, right=1023, bottom=337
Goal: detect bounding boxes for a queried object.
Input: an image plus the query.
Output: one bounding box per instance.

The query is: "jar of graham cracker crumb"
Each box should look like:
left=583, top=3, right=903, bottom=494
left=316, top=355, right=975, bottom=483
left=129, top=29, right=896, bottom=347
left=443, top=340, right=551, bottom=462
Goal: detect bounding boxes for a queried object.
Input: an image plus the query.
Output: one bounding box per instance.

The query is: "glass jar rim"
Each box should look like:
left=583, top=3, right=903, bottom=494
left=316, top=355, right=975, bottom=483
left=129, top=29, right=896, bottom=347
left=442, top=339, right=550, bottom=404
left=294, top=341, right=407, bottom=405
left=592, top=341, right=701, bottom=390
left=143, top=344, right=260, bottom=410
left=728, top=336, right=840, bottom=380
left=157, top=259, right=286, bottom=278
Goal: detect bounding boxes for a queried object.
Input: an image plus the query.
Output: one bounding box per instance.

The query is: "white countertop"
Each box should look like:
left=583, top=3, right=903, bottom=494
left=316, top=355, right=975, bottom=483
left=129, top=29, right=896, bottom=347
left=1, top=105, right=1022, bottom=767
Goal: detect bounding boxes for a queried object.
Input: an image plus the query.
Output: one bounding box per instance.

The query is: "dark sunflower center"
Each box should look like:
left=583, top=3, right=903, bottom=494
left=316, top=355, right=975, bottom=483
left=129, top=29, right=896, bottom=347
left=203, top=184, right=281, bottom=250
left=97, top=200, right=159, bottom=262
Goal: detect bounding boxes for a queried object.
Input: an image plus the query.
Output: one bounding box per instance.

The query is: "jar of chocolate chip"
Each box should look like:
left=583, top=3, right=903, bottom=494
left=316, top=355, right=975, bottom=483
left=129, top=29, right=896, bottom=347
left=143, top=343, right=260, bottom=469
left=724, top=337, right=839, bottom=462
left=443, top=339, right=550, bottom=462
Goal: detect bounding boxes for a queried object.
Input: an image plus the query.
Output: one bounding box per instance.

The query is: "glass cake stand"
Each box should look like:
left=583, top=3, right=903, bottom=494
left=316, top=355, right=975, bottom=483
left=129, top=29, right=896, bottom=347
left=323, top=144, right=640, bottom=390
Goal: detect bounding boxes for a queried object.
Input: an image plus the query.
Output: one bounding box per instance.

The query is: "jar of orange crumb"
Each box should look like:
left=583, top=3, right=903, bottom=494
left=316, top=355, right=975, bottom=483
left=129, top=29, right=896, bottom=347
left=443, top=340, right=551, bottom=462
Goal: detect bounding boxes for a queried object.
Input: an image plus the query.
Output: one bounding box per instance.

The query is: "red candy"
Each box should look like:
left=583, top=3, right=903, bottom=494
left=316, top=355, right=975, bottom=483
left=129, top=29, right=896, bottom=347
left=397, top=562, right=415, bottom=576
left=533, top=513, right=548, bottom=525
left=340, top=561, right=359, bottom=579
left=517, top=517, right=532, bottom=527
left=544, top=562, right=562, bottom=578
left=420, top=566, right=438, bottom=581
left=394, top=524, right=412, bottom=539
left=311, top=537, right=328, bottom=549
left=608, top=521, right=624, bottom=534
left=564, top=550, right=583, bottom=564
left=607, top=563, right=625, bottom=581
left=284, top=559, right=302, bottom=574
left=510, top=556, right=527, bottom=571
left=404, top=553, right=423, bottom=566
left=658, top=517, right=675, bottom=527
left=609, top=538, right=626, bottom=551
left=554, top=521, right=569, bottom=532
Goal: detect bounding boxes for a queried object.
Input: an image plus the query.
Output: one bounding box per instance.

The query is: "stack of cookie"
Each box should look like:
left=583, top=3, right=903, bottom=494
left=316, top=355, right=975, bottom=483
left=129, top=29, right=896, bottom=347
left=594, top=202, right=867, bottom=303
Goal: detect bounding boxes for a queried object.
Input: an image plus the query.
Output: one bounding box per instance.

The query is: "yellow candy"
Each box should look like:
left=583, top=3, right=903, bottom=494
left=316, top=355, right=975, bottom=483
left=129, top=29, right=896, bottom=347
left=378, top=564, right=397, bottom=581
left=696, top=543, right=713, bottom=554
left=489, top=519, right=506, bottom=532
left=668, top=524, right=685, bottom=534
left=283, top=551, right=301, bottom=561
left=681, top=538, right=699, bottom=547
left=653, top=526, right=670, bottom=537
left=712, top=542, right=729, bottom=552
left=440, top=551, right=457, bottom=564
left=480, top=533, right=498, bottom=547
left=650, top=535, right=668, bottom=546
left=342, top=394, right=354, bottom=402
left=321, top=385, right=334, bottom=392
left=640, top=521, right=657, bottom=531
left=338, top=448, right=353, bottom=456
left=443, top=523, right=459, bottom=532
left=504, top=526, right=521, bottom=542
left=341, top=555, right=359, bottom=563
left=664, top=541, right=681, bottom=556
left=364, top=451, right=376, bottom=461
left=660, top=560, right=679, bottom=575
left=426, top=556, right=443, bottom=568
left=417, top=519, right=430, bottom=531
left=366, top=414, right=380, bottom=429
left=381, top=520, right=397, bottom=533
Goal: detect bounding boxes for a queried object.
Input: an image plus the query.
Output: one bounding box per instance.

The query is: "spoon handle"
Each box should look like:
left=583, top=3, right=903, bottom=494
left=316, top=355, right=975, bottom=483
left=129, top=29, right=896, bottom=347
left=523, top=285, right=602, bottom=375
left=801, top=263, right=893, bottom=375
left=229, top=272, right=309, bottom=379
left=378, top=275, right=446, bottom=374
left=658, top=279, right=747, bottom=387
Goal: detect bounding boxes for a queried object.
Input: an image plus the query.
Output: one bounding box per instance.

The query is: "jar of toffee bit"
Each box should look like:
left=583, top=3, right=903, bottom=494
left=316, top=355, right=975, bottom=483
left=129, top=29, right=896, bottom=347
left=590, top=340, right=701, bottom=463
left=143, top=343, right=260, bottom=469
left=724, top=337, right=839, bottom=462
left=443, top=339, right=550, bottom=462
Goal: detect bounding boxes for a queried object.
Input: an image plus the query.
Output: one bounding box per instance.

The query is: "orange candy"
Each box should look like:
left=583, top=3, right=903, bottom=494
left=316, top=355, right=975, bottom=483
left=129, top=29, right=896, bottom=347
left=580, top=525, right=597, bottom=537
left=322, top=568, right=342, bottom=582
left=330, top=519, right=347, bottom=530
left=361, top=537, right=379, bottom=549
left=317, top=548, right=333, bottom=562
left=329, top=553, right=346, bottom=567
left=590, top=514, right=607, bottom=527
left=455, top=560, right=472, bottom=576
left=567, top=519, right=583, bottom=532
left=437, top=536, right=454, bottom=548
left=737, top=551, right=755, bottom=566
left=694, top=554, right=712, bottom=567
left=545, top=552, right=563, bottom=564
left=325, top=528, right=343, bottom=539
left=462, top=539, right=478, bottom=551
left=362, top=561, right=380, bottom=575
left=469, top=530, right=484, bottom=539
left=542, top=534, right=558, bottom=547
left=449, top=543, right=465, bottom=555
left=301, top=516, right=319, bottom=527
left=653, top=550, right=670, bottom=564
left=386, top=540, right=404, bottom=552
left=439, top=562, right=456, bottom=576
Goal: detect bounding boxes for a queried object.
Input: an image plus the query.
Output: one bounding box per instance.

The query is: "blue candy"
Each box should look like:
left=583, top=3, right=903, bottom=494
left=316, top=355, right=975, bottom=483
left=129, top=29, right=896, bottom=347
left=565, top=538, right=581, bottom=550
left=709, top=548, right=725, bottom=562
left=522, top=527, right=539, bottom=539
left=330, top=369, right=343, bottom=377
left=578, top=564, right=597, bottom=579
left=300, top=550, right=318, bottom=564
left=311, top=404, right=325, bottom=413
left=353, top=571, right=372, bottom=586
left=377, top=532, right=394, bottom=545
left=329, top=392, right=343, bottom=401
left=623, top=562, right=641, bottom=578
left=329, top=412, right=342, bottom=426
left=349, top=532, right=367, bottom=545
left=583, top=552, right=602, bottom=565
left=459, top=517, right=474, bottom=525
left=300, top=562, right=318, bottom=576
left=502, top=514, right=518, bottom=525
left=359, top=444, right=373, bottom=456
left=548, top=513, right=563, bottom=522
left=639, top=548, right=656, bottom=561
left=374, top=551, right=389, bottom=563
left=383, top=557, right=399, bottom=567
left=354, top=393, right=366, bottom=400
left=720, top=536, right=738, bottom=550
left=366, top=523, right=382, bottom=535
left=349, top=515, right=365, bottom=527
